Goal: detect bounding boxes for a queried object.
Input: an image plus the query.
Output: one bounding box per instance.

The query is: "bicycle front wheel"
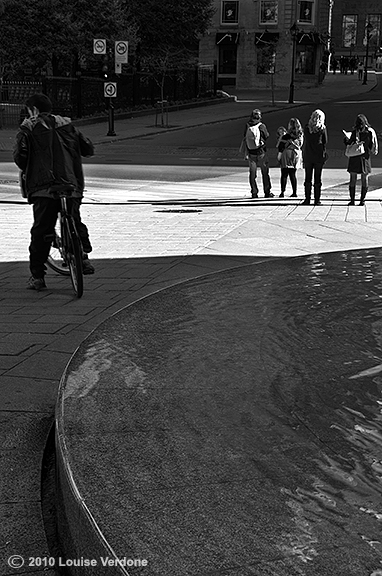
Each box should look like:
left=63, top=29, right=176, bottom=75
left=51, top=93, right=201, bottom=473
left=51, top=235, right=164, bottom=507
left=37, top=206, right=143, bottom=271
left=62, top=216, right=84, bottom=298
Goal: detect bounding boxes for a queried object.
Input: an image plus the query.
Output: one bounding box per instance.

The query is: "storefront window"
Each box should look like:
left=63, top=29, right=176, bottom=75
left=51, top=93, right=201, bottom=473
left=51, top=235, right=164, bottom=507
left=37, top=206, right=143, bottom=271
left=367, top=15, right=381, bottom=49
left=296, top=44, right=315, bottom=74
left=342, top=15, right=357, bottom=47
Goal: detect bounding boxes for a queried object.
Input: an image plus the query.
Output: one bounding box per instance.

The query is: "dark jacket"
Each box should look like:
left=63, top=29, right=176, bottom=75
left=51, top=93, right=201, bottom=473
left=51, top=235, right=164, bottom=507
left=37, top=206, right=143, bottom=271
left=303, top=125, right=327, bottom=165
left=13, top=113, right=94, bottom=203
left=345, top=127, right=375, bottom=175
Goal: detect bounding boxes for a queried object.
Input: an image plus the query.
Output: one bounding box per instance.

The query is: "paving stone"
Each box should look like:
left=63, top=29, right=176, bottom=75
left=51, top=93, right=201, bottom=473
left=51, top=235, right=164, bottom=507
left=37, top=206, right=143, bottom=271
left=0, top=376, right=58, bottom=412
left=5, top=352, right=71, bottom=380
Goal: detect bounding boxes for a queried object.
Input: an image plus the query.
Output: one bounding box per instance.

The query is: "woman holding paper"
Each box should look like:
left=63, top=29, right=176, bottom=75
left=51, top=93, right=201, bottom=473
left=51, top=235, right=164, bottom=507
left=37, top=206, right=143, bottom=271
left=344, top=114, right=378, bottom=206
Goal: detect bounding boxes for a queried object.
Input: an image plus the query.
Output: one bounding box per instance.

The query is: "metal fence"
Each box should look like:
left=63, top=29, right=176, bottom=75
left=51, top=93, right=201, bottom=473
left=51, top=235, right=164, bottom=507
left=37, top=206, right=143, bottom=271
left=0, top=65, right=217, bottom=127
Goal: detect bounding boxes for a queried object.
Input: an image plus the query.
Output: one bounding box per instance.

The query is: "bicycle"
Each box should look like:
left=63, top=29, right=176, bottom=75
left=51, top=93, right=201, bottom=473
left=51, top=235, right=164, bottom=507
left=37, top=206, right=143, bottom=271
left=46, top=184, right=84, bottom=298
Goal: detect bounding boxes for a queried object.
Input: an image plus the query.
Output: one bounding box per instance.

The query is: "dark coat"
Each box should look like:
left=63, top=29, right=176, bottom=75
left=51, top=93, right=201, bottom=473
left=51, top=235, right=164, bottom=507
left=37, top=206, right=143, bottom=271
left=303, top=125, right=327, bottom=165
left=13, top=113, right=94, bottom=203
left=345, top=128, right=374, bottom=174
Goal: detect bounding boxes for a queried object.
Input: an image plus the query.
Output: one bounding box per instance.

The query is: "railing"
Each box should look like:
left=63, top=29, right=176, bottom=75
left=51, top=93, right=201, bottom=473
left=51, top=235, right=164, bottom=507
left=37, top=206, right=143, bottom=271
left=0, top=67, right=218, bottom=127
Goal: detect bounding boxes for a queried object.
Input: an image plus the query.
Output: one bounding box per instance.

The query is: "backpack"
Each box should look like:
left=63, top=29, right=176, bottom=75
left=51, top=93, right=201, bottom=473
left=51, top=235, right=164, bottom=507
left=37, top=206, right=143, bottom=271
left=245, top=124, right=262, bottom=150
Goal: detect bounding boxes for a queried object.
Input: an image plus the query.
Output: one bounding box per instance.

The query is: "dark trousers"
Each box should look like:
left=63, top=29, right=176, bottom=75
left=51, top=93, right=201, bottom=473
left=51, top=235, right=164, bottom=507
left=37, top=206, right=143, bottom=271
left=280, top=168, right=297, bottom=194
left=304, top=162, right=324, bottom=203
left=29, top=197, right=92, bottom=278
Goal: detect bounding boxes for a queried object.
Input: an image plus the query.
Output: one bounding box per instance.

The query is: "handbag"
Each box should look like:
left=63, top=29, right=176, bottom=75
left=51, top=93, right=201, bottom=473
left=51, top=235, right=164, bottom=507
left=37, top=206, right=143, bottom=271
left=345, top=141, right=365, bottom=157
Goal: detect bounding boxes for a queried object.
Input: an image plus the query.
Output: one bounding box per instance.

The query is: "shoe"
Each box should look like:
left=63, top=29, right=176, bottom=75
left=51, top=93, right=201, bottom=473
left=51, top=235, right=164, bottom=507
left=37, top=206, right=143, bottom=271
left=82, top=256, right=95, bottom=275
left=314, top=201, right=322, bottom=206
left=264, top=193, right=274, bottom=198
left=359, top=201, right=365, bottom=206
left=302, top=200, right=310, bottom=205
left=290, top=193, right=297, bottom=197
left=27, top=276, right=47, bottom=291
left=251, top=192, right=258, bottom=198
left=348, top=201, right=355, bottom=206
left=279, top=192, right=284, bottom=198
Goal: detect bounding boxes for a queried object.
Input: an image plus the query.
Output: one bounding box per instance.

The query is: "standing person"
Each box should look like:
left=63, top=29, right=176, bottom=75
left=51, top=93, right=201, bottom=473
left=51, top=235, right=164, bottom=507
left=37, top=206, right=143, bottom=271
left=357, top=61, right=364, bottom=80
left=13, top=93, right=95, bottom=291
left=302, top=109, right=328, bottom=206
left=243, top=109, right=273, bottom=199
left=344, top=114, right=378, bottom=206
left=277, top=118, right=304, bottom=198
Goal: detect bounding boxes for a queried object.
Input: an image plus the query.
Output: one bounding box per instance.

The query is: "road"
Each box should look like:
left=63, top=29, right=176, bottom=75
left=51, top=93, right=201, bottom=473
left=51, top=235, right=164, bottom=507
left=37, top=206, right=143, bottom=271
left=1, top=82, right=382, bottom=203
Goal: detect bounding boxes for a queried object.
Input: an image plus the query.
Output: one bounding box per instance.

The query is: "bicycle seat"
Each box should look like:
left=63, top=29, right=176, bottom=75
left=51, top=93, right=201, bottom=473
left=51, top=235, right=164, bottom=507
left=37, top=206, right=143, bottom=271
left=48, top=183, right=76, bottom=196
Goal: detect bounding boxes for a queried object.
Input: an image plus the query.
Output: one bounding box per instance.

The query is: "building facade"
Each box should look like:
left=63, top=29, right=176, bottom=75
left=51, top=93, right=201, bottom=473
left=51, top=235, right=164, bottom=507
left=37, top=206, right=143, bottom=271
left=330, top=1, right=382, bottom=68
left=199, top=0, right=332, bottom=90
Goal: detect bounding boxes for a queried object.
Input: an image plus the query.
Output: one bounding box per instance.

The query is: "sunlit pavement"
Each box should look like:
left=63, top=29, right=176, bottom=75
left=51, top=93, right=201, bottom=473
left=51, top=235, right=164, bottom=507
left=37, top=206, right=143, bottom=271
left=1, top=72, right=382, bottom=575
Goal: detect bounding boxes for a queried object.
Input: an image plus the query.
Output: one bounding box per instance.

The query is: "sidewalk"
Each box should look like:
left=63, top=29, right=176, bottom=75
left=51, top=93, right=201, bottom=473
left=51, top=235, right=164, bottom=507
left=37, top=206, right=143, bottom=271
left=0, top=71, right=381, bottom=576
left=0, top=71, right=377, bottom=151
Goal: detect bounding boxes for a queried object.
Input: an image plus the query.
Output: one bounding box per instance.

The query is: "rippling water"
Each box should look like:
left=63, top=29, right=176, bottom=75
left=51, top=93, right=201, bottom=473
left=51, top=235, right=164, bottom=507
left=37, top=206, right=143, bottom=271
left=60, top=248, right=382, bottom=574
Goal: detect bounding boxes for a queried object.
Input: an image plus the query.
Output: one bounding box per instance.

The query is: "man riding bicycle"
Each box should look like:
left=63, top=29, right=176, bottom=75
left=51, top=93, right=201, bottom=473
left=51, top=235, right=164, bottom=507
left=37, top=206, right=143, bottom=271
left=13, top=93, right=95, bottom=291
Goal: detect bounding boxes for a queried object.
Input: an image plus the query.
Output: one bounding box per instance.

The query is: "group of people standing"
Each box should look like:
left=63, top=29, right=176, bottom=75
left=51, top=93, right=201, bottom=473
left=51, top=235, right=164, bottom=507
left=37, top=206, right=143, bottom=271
left=243, top=108, right=378, bottom=207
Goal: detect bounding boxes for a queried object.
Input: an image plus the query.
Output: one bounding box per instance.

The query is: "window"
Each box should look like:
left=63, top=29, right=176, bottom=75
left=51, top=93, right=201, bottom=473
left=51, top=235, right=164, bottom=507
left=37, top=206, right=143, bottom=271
left=255, top=33, right=279, bottom=74
left=367, top=15, right=381, bottom=48
left=260, top=1, right=278, bottom=25
left=257, top=45, right=276, bottom=74
left=296, top=44, right=315, bottom=74
left=221, top=1, right=239, bottom=25
left=297, top=1, right=314, bottom=24
left=342, top=15, right=357, bottom=47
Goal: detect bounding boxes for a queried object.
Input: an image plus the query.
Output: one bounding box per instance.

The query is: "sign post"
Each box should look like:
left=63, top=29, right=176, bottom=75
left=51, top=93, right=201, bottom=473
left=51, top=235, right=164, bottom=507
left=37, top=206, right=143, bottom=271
left=114, top=41, right=128, bottom=74
left=104, top=82, right=117, bottom=136
left=94, top=38, right=129, bottom=135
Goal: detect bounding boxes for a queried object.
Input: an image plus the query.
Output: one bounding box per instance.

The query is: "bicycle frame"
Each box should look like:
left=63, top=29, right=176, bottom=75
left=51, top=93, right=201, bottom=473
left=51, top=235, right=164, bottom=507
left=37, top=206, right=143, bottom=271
left=46, top=185, right=84, bottom=298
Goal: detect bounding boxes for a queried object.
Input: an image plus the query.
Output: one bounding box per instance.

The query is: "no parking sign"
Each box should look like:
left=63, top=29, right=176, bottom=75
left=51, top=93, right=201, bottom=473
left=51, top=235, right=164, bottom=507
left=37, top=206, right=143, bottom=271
left=115, top=41, right=128, bottom=63
left=104, top=82, right=117, bottom=98
left=93, top=39, right=106, bottom=54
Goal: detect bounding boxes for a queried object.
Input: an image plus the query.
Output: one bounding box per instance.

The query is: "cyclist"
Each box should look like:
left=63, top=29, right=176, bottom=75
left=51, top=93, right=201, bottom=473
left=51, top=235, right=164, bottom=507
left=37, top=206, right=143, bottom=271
left=13, top=93, right=95, bottom=291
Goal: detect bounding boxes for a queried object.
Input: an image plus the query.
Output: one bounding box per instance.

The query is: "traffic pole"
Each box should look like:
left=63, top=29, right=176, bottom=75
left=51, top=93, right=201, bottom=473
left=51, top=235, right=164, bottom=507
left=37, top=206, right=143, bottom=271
left=107, top=97, right=116, bottom=136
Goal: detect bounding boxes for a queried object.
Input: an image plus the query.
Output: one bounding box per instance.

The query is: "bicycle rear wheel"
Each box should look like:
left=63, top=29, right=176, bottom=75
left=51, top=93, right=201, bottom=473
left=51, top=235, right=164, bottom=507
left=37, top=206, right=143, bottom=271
left=46, top=230, right=70, bottom=276
left=62, top=216, right=84, bottom=298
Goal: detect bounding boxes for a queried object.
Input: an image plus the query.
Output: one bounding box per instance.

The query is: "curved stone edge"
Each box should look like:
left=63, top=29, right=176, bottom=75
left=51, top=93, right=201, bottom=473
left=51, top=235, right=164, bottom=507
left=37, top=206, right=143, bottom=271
left=53, top=258, right=268, bottom=575
left=55, top=426, right=128, bottom=575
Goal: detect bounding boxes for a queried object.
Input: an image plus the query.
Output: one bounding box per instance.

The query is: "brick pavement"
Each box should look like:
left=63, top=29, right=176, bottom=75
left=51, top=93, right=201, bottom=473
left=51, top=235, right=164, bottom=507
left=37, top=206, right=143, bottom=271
left=0, top=71, right=382, bottom=575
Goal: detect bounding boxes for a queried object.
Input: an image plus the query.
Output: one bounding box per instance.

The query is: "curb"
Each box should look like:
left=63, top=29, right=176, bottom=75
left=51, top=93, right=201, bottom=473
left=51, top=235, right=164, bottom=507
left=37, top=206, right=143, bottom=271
left=72, top=96, right=236, bottom=127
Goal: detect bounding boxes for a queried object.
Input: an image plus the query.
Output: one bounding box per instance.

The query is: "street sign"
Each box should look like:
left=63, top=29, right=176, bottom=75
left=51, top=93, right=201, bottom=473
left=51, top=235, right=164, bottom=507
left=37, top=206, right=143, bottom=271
left=115, top=41, right=128, bottom=64
left=115, top=62, right=122, bottom=74
left=104, top=82, right=117, bottom=98
left=93, top=39, right=107, bottom=55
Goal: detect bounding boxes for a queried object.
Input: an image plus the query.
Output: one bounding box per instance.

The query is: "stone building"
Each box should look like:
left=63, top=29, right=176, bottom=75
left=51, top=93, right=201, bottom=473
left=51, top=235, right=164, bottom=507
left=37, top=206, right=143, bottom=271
left=198, top=0, right=332, bottom=90
left=330, top=1, right=382, bottom=69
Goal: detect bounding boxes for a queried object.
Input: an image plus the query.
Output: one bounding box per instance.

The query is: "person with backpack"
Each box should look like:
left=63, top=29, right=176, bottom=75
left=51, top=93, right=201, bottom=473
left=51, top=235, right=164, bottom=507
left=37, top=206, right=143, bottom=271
left=13, top=93, right=95, bottom=291
left=277, top=118, right=304, bottom=198
left=243, top=109, right=273, bottom=198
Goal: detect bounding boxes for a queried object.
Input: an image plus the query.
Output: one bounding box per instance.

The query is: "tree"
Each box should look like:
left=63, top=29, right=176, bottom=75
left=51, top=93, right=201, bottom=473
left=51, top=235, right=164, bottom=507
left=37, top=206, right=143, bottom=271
left=0, top=0, right=137, bottom=78
left=121, top=0, right=214, bottom=122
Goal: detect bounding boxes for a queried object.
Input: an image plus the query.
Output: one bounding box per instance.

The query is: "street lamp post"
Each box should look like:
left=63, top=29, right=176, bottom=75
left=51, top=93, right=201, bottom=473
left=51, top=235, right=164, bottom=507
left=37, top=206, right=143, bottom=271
left=288, top=23, right=298, bottom=104
left=363, top=22, right=373, bottom=85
